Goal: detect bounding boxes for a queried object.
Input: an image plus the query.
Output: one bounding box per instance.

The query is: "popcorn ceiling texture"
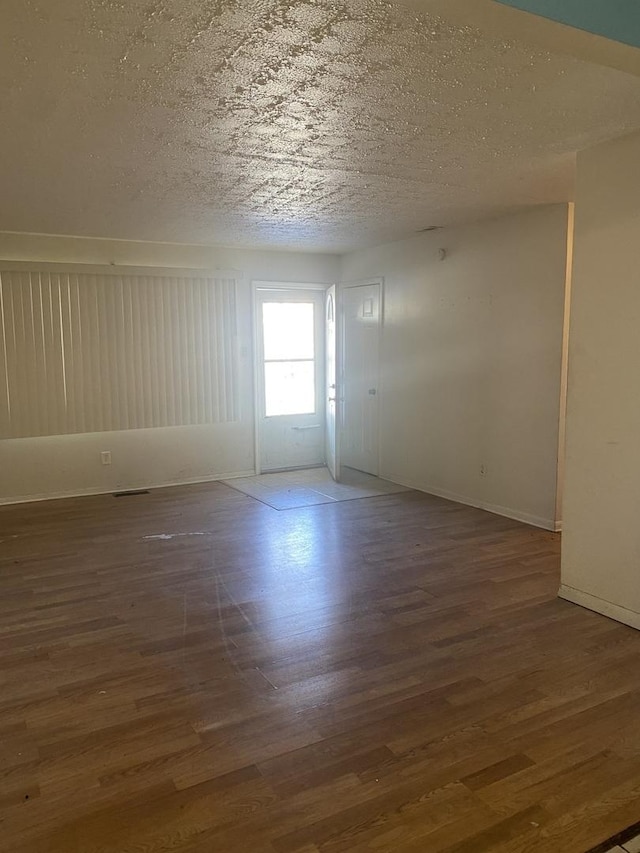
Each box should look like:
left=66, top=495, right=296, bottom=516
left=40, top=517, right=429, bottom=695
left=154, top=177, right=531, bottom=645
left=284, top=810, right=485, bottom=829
left=1, top=0, right=640, bottom=252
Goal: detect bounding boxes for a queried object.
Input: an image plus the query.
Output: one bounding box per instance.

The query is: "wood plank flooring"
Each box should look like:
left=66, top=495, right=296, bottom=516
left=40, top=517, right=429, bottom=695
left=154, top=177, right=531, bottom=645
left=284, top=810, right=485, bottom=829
left=1, top=483, right=640, bottom=852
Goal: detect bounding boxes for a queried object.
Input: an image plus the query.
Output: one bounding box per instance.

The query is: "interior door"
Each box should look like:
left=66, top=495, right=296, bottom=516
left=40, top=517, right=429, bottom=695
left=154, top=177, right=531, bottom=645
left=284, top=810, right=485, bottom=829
left=325, top=285, right=340, bottom=481
left=340, top=282, right=381, bottom=476
left=257, top=289, right=325, bottom=472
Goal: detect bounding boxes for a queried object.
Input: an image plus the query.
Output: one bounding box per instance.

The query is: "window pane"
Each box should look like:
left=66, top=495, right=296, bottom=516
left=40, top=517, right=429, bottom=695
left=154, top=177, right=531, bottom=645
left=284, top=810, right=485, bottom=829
left=263, top=303, right=314, bottom=361
left=265, top=361, right=315, bottom=416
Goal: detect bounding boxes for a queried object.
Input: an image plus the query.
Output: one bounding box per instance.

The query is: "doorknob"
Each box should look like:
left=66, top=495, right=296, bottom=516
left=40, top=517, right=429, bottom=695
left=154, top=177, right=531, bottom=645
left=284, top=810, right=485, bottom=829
left=368, top=389, right=377, bottom=395
left=328, top=397, right=336, bottom=402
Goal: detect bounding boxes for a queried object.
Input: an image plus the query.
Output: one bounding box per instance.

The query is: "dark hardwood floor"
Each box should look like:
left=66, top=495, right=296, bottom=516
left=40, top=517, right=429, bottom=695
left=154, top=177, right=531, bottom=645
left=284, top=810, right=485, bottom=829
left=1, top=482, right=640, bottom=852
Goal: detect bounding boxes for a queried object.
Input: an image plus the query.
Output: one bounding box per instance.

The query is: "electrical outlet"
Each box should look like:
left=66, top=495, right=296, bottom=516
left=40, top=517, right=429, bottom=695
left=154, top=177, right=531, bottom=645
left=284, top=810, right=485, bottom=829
left=101, top=451, right=112, bottom=466
left=480, top=464, right=487, bottom=478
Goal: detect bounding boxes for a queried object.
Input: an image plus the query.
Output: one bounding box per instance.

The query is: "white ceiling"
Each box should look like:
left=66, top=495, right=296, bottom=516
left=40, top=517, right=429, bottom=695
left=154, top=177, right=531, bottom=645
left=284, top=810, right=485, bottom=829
left=2, top=0, right=640, bottom=253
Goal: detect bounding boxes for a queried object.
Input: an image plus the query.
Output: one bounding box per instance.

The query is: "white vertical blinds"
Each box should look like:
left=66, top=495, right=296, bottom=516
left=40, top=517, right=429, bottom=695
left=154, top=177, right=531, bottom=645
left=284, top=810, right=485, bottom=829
left=0, top=270, right=239, bottom=439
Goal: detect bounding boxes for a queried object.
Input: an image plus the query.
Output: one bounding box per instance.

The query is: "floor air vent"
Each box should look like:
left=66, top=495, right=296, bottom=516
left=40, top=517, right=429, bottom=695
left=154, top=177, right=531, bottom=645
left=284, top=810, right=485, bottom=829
left=112, top=489, right=151, bottom=498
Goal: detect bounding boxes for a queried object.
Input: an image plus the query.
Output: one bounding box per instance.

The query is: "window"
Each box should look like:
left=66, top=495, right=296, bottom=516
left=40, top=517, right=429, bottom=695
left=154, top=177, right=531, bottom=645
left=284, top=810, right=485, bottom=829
left=0, top=270, right=239, bottom=438
left=262, top=302, right=316, bottom=416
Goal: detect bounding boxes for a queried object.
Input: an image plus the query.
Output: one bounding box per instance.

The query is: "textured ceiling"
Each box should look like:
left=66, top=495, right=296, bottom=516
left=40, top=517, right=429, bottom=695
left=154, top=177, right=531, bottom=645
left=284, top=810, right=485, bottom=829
left=1, top=0, right=640, bottom=252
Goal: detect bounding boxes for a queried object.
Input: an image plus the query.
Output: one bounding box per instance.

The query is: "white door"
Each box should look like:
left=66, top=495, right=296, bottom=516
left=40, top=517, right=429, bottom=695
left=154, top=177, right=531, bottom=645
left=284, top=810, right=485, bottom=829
left=340, top=282, right=381, bottom=476
left=257, top=289, right=325, bottom=472
left=325, top=285, right=340, bottom=481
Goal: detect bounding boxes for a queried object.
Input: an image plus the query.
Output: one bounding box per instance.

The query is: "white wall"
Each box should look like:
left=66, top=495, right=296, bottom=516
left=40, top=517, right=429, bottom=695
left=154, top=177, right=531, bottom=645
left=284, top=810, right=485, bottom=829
left=340, top=205, right=570, bottom=530
left=560, top=130, right=640, bottom=628
left=0, top=233, right=338, bottom=503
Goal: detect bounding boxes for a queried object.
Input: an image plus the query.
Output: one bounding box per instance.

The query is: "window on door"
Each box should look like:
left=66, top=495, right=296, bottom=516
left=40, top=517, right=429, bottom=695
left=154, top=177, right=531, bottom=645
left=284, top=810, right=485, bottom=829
left=262, top=302, right=316, bottom=417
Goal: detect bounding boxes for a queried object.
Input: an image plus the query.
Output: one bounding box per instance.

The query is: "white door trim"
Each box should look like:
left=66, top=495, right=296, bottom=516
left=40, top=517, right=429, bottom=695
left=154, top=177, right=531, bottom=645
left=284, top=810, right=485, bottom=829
left=325, top=285, right=341, bottom=482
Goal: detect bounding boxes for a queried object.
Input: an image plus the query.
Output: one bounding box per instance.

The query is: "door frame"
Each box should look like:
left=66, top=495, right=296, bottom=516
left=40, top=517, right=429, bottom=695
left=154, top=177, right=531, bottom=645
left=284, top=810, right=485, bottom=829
left=338, top=277, right=384, bottom=478
left=252, top=280, right=330, bottom=475
left=325, top=284, right=341, bottom=482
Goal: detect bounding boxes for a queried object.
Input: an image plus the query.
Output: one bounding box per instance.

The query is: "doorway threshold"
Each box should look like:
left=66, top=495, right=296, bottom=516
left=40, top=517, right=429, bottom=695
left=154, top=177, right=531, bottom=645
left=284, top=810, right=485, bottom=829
left=222, top=466, right=410, bottom=510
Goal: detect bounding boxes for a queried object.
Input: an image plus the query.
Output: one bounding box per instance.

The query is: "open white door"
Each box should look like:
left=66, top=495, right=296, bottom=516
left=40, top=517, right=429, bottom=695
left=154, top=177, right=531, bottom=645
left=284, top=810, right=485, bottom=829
left=340, top=281, right=381, bottom=476
left=325, top=285, right=340, bottom=481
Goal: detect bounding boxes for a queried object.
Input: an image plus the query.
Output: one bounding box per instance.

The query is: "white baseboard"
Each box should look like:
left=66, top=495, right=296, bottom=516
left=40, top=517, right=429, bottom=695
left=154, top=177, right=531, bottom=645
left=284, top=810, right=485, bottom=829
left=559, top=584, right=640, bottom=631
left=0, top=470, right=256, bottom=507
left=382, top=472, right=557, bottom=532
